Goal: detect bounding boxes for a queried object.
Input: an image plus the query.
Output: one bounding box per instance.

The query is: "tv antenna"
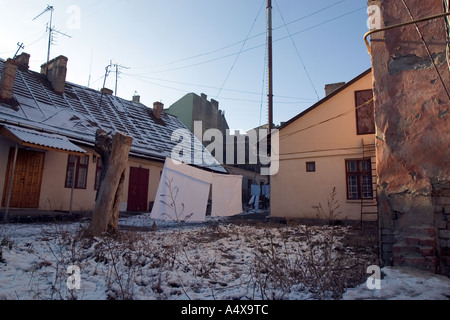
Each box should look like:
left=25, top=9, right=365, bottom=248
left=14, top=43, right=25, bottom=58
left=113, top=63, right=130, bottom=96
left=33, top=5, right=71, bottom=73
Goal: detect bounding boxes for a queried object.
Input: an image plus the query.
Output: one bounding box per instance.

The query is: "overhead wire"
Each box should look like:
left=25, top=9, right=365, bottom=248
left=122, top=72, right=315, bottom=101
left=122, top=72, right=313, bottom=105
left=129, top=5, right=366, bottom=76
left=215, top=0, right=265, bottom=99
left=274, top=0, right=320, bottom=101
left=280, top=98, right=374, bottom=141
left=400, top=0, right=450, bottom=100
left=133, top=1, right=349, bottom=71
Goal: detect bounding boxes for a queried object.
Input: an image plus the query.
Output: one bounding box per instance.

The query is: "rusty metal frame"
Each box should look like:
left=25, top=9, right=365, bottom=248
left=364, top=11, right=450, bottom=55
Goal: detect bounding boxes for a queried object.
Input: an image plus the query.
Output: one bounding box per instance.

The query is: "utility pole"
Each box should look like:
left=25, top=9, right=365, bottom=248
left=267, top=0, right=273, bottom=133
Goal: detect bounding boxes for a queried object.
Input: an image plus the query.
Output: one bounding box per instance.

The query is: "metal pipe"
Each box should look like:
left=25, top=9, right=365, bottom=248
left=4, top=143, right=19, bottom=222
left=364, top=11, right=450, bottom=55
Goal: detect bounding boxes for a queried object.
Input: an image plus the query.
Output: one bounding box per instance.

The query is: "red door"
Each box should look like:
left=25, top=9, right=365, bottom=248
left=127, top=167, right=149, bottom=212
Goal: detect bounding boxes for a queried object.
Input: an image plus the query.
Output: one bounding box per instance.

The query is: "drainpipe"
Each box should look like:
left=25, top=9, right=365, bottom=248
left=4, top=143, right=19, bottom=222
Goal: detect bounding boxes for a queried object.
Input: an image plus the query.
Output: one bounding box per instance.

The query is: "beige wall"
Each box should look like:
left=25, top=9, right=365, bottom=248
left=0, top=142, right=164, bottom=212
left=271, top=71, right=375, bottom=221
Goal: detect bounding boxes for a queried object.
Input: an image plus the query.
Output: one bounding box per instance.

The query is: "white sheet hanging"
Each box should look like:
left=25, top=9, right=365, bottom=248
left=150, top=158, right=243, bottom=222
left=211, top=173, right=243, bottom=218
left=150, top=158, right=212, bottom=222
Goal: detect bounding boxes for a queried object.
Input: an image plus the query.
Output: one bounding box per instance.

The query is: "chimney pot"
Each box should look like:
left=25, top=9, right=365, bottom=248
left=201, top=93, right=207, bottom=100
left=0, top=58, right=19, bottom=101
left=132, top=94, right=140, bottom=103
left=41, top=55, right=68, bottom=94
left=153, top=101, right=164, bottom=119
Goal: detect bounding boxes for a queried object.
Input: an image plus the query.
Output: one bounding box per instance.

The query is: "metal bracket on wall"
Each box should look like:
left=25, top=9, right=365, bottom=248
left=364, top=11, right=450, bottom=56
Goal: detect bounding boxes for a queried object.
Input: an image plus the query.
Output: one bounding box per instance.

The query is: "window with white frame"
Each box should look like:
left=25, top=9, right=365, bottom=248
left=346, top=159, right=373, bottom=200
left=65, top=154, right=89, bottom=189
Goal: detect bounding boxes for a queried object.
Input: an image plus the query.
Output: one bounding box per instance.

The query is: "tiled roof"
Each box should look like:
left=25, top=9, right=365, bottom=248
left=0, top=58, right=226, bottom=173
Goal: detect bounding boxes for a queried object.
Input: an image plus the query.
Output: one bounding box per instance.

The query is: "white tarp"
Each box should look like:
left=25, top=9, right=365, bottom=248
left=211, top=173, right=243, bottom=218
left=150, top=158, right=212, bottom=222
left=150, top=158, right=243, bottom=222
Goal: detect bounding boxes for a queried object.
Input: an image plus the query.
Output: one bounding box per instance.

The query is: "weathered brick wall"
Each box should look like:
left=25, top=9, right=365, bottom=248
left=369, top=0, right=450, bottom=276
left=433, top=180, right=450, bottom=275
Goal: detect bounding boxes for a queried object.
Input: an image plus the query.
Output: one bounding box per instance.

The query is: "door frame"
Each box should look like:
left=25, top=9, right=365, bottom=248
left=2, top=147, right=45, bottom=209
left=127, top=166, right=150, bottom=212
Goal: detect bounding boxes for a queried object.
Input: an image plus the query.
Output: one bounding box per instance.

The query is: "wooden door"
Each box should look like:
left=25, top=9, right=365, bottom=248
left=127, top=167, right=149, bottom=212
left=2, top=148, right=45, bottom=208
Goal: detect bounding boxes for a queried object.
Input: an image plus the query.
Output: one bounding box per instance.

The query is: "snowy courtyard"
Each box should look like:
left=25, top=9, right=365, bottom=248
left=0, top=213, right=449, bottom=300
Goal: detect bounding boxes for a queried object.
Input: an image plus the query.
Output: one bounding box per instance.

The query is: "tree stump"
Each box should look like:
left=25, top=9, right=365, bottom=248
left=89, top=129, right=133, bottom=237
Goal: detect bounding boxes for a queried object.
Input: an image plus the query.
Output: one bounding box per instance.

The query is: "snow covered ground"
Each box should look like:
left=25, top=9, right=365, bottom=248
left=0, top=213, right=449, bottom=300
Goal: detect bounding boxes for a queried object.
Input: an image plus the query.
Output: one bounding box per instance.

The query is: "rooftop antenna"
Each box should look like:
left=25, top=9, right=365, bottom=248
left=113, top=63, right=130, bottom=96
left=13, top=42, right=25, bottom=59
left=99, top=61, right=113, bottom=108
left=33, top=5, right=71, bottom=73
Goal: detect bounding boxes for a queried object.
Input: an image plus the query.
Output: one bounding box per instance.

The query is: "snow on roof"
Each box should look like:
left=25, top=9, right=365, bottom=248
left=0, top=58, right=226, bottom=173
left=2, top=125, right=86, bottom=154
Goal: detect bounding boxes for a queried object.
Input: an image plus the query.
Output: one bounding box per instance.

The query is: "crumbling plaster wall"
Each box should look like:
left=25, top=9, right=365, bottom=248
left=369, top=0, right=450, bottom=275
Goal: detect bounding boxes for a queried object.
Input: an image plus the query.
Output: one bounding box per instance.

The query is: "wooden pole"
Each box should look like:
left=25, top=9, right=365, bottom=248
left=267, top=0, right=273, bottom=133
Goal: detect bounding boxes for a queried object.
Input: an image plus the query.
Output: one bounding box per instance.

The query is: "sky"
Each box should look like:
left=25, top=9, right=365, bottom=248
left=0, top=0, right=372, bottom=132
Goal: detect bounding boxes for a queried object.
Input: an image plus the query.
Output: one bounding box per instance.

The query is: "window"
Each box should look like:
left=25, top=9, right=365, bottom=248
left=65, top=155, right=89, bottom=189
left=306, top=162, right=316, bottom=172
left=346, top=159, right=373, bottom=200
left=355, top=90, right=375, bottom=135
left=94, top=159, right=103, bottom=190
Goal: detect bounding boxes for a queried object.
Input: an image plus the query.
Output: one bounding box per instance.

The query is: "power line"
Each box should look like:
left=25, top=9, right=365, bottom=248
left=215, top=0, right=266, bottom=99
left=274, top=0, right=320, bottom=101
left=122, top=72, right=316, bottom=101
left=401, top=0, right=450, bottom=100
left=128, top=6, right=366, bottom=76
left=281, top=98, right=374, bottom=140
left=122, top=73, right=313, bottom=105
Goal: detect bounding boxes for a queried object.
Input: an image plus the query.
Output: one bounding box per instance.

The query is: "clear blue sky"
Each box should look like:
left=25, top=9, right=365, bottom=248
left=0, top=0, right=372, bottom=132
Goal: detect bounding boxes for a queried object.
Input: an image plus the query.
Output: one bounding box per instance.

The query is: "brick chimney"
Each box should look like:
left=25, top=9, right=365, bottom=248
left=15, top=53, right=30, bottom=72
left=0, top=58, right=19, bottom=101
left=101, top=87, right=113, bottom=95
left=132, top=94, right=140, bottom=103
left=153, top=102, right=164, bottom=119
left=41, top=55, right=68, bottom=94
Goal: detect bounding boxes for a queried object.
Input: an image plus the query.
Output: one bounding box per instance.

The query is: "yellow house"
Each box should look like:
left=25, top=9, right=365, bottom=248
left=271, top=68, right=377, bottom=222
left=0, top=53, right=225, bottom=216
